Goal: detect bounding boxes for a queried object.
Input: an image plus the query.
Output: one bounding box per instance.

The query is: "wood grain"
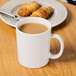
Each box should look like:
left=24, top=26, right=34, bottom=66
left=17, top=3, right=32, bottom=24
left=0, top=0, right=76, bottom=76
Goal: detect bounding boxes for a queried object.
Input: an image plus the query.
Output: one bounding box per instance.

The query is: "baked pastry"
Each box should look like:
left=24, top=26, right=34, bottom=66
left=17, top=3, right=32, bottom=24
left=30, top=6, right=53, bottom=18
left=18, top=1, right=40, bottom=17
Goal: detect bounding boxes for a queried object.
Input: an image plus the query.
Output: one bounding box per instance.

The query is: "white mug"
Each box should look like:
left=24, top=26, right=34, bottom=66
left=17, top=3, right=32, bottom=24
left=16, top=17, right=64, bottom=68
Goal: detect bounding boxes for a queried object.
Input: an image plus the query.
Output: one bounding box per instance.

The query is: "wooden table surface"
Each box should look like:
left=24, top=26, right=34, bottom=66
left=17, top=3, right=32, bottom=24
left=0, top=0, right=76, bottom=76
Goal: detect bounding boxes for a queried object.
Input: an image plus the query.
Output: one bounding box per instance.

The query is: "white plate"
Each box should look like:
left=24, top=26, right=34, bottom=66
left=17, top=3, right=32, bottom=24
left=0, top=0, right=67, bottom=27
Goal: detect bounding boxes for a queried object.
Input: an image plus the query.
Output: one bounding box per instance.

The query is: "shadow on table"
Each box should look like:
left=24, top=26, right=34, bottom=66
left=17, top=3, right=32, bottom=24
left=52, top=7, right=72, bottom=33
left=49, top=42, right=76, bottom=64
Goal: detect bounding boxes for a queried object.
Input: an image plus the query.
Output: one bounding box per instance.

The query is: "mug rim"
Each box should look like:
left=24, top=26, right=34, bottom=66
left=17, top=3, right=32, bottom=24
left=16, top=17, right=51, bottom=36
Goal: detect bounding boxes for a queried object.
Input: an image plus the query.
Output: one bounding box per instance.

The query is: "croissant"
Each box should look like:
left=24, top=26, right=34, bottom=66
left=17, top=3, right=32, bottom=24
left=30, top=6, right=53, bottom=18
left=18, top=1, right=40, bottom=17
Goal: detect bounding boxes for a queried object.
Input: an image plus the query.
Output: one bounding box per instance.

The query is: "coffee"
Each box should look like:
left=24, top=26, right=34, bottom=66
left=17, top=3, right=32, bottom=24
left=19, top=23, right=48, bottom=34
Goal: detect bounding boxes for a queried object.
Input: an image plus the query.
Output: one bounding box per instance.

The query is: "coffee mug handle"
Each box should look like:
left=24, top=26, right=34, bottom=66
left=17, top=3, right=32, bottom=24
left=49, top=34, right=64, bottom=59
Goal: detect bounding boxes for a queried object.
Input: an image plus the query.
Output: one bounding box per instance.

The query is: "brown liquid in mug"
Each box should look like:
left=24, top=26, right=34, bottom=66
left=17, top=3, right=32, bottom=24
left=19, top=23, right=48, bottom=34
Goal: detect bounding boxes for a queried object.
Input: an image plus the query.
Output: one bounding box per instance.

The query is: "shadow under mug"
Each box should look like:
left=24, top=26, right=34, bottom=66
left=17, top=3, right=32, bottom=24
left=16, top=17, right=64, bottom=68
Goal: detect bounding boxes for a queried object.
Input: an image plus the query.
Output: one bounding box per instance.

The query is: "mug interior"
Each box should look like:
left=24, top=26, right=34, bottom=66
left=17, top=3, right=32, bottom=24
left=16, top=17, right=51, bottom=35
